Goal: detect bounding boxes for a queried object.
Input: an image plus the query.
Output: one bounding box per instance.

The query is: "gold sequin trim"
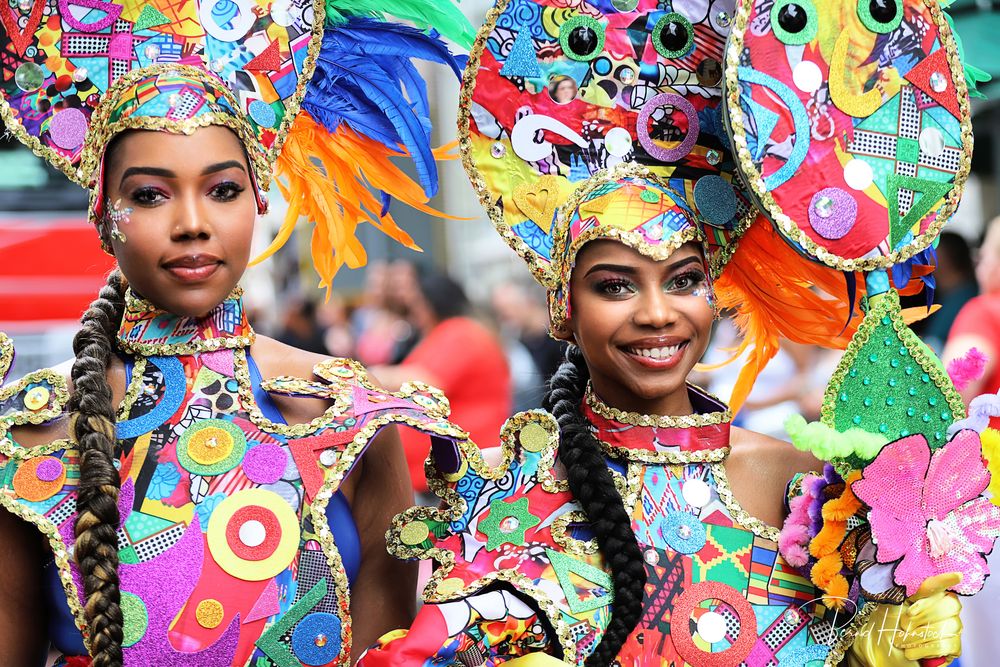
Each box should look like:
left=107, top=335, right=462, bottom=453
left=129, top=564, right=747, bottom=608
left=723, top=0, right=973, bottom=272
left=586, top=382, right=732, bottom=428
left=709, top=461, right=780, bottom=541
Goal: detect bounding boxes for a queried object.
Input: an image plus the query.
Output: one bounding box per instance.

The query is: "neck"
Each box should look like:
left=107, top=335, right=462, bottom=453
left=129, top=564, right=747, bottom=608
left=117, top=288, right=254, bottom=356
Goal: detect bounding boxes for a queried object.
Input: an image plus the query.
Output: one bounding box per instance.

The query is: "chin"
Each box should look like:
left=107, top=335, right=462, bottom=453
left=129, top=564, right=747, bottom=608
left=136, top=281, right=236, bottom=318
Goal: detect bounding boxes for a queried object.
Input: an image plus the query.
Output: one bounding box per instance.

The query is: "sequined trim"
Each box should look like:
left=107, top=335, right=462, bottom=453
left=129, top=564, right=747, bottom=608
left=723, top=0, right=973, bottom=272
left=585, top=383, right=732, bottom=428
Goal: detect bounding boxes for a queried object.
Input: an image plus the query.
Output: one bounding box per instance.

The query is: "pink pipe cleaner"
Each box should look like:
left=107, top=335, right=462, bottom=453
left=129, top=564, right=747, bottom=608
left=947, top=347, right=988, bottom=391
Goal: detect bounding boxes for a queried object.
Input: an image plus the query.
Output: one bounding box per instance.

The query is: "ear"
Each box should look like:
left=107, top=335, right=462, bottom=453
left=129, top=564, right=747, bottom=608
left=548, top=318, right=575, bottom=343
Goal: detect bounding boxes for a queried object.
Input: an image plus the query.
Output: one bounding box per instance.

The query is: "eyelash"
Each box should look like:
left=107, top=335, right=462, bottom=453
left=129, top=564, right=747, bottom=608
left=127, top=182, right=246, bottom=206
left=594, top=270, right=707, bottom=297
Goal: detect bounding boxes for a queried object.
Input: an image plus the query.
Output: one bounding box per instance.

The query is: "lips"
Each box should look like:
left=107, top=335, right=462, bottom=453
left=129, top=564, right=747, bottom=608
left=621, top=339, right=689, bottom=369
left=162, top=254, right=222, bottom=282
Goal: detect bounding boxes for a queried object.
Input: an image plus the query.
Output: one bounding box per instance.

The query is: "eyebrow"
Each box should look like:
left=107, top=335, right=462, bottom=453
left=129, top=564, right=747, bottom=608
left=119, top=160, right=246, bottom=187
left=583, top=255, right=702, bottom=277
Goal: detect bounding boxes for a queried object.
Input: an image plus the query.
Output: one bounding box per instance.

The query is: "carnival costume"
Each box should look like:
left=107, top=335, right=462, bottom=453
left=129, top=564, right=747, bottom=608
left=360, top=0, right=1000, bottom=664
left=0, top=0, right=477, bottom=663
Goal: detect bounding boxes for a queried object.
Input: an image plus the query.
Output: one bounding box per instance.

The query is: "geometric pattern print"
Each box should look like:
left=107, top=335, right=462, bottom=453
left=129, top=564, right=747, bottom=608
left=0, top=319, right=456, bottom=665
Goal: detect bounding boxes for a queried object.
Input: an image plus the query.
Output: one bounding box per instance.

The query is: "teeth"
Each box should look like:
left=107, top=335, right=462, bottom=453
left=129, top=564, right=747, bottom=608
left=629, top=345, right=681, bottom=359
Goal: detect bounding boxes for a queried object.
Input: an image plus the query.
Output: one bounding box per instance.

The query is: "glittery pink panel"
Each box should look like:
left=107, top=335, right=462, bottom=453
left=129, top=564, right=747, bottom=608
left=241, top=444, right=286, bottom=485
left=671, top=581, right=757, bottom=665
left=60, top=478, right=135, bottom=552
left=637, top=93, right=699, bottom=162
left=854, top=431, right=1000, bottom=596
left=808, top=187, right=857, bottom=240
left=57, top=0, right=122, bottom=31
left=351, top=384, right=417, bottom=416
left=200, top=349, right=235, bottom=378
left=121, top=516, right=241, bottom=665
left=246, top=579, right=281, bottom=623
left=49, top=108, right=88, bottom=150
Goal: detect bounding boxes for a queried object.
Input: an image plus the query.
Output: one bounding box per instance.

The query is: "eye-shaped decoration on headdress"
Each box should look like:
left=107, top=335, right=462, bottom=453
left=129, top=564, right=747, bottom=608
left=461, top=0, right=756, bottom=290
left=724, top=0, right=973, bottom=271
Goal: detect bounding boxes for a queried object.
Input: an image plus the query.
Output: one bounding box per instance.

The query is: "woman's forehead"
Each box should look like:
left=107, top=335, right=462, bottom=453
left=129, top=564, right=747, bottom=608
left=574, top=239, right=704, bottom=269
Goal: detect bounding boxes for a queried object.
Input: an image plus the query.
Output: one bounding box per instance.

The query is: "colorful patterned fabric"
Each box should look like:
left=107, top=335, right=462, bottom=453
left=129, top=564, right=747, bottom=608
left=725, top=0, right=973, bottom=272
left=365, top=388, right=866, bottom=665
left=0, top=291, right=468, bottom=665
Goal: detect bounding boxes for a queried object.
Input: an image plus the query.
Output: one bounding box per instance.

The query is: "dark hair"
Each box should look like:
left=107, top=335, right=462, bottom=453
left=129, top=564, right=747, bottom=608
left=936, top=231, right=976, bottom=282
left=542, top=345, right=646, bottom=664
left=417, top=268, right=470, bottom=322
left=70, top=268, right=127, bottom=667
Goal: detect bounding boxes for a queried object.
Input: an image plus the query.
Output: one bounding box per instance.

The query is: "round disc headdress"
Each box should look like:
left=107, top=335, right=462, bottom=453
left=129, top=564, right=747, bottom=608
left=724, top=0, right=973, bottom=271
left=459, top=0, right=754, bottom=290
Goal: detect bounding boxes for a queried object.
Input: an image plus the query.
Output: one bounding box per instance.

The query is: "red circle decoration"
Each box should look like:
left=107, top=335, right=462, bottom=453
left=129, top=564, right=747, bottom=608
left=671, top=581, right=758, bottom=665
left=225, top=505, right=282, bottom=562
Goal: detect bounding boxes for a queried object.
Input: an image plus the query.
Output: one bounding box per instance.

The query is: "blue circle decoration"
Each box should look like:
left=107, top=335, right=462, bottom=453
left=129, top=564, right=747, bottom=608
left=248, top=100, right=277, bottom=128
left=116, top=356, right=186, bottom=440
left=593, top=56, right=612, bottom=76
left=693, top=175, right=738, bottom=228
left=781, top=644, right=830, bottom=666
left=662, top=511, right=706, bottom=554
left=291, top=612, right=342, bottom=665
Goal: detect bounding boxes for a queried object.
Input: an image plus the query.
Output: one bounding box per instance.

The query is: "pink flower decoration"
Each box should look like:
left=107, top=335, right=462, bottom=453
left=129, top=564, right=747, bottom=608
left=853, top=430, right=1000, bottom=596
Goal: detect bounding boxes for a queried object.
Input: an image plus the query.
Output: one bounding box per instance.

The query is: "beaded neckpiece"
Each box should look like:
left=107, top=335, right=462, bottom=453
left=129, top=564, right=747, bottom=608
left=583, top=383, right=731, bottom=464
left=117, top=289, right=255, bottom=356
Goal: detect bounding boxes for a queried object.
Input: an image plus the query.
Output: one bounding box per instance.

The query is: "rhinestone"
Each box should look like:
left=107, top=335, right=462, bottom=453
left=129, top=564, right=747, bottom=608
left=499, top=516, right=520, bottom=533
left=211, top=58, right=226, bottom=72
left=319, top=450, right=337, bottom=466
left=783, top=609, right=799, bottom=626
left=853, top=415, right=862, bottom=425
left=716, top=11, right=732, bottom=27
left=491, top=142, right=506, bottom=158
left=879, top=423, right=888, bottom=433
left=886, top=397, right=894, bottom=406
left=315, top=633, right=327, bottom=647
left=929, top=72, right=948, bottom=93
left=17, top=0, right=30, bottom=10
left=814, top=195, right=834, bottom=218
left=14, top=62, right=44, bottom=92
left=941, top=411, right=951, bottom=420
left=923, top=414, right=931, bottom=423
left=864, top=398, right=872, bottom=407
left=644, top=548, right=659, bottom=565
left=907, top=407, right=916, bottom=417
left=619, top=68, right=635, bottom=84
left=929, top=396, right=937, bottom=406
left=677, top=523, right=692, bottom=538
left=72, top=67, right=88, bottom=83
left=647, top=223, right=664, bottom=239
left=706, top=149, right=721, bottom=165
left=144, top=44, right=160, bottom=60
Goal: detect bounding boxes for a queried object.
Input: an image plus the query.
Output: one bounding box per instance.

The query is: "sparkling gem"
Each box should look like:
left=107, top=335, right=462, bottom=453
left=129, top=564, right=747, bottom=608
left=619, top=68, right=635, bottom=84
left=659, top=20, right=689, bottom=53
left=319, top=450, right=337, bottom=466
left=499, top=516, right=520, bottom=533
left=644, top=548, right=659, bottom=565
left=879, top=423, right=888, bottom=433
left=919, top=127, right=946, bottom=157
left=907, top=407, right=916, bottom=417
left=168, top=94, right=180, bottom=107
left=647, top=224, right=663, bottom=239
left=677, top=524, right=692, bottom=538
left=886, top=397, right=894, bottom=406
left=144, top=44, right=160, bottom=60
left=211, top=58, right=226, bottom=72
left=706, top=149, right=721, bottom=165
left=869, top=354, right=878, bottom=363
left=908, top=387, right=917, bottom=396
left=929, top=72, right=948, bottom=93
left=814, top=195, right=834, bottom=218
left=889, top=379, right=897, bottom=387
left=923, top=414, right=931, bottom=423
left=239, top=519, right=267, bottom=547
left=71, top=67, right=88, bottom=83
left=567, top=25, right=599, bottom=58
left=929, top=397, right=938, bottom=406
left=783, top=609, right=799, bottom=626
left=14, top=62, right=44, bottom=92
left=941, top=411, right=951, bottom=420
left=853, top=415, right=862, bottom=424
left=491, top=142, right=506, bottom=159
left=864, top=398, right=872, bottom=407
left=24, top=386, right=50, bottom=411
left=18, top=0, right=31, bottom=10
left=840, top=392, right=848, bottom=402
left=716, top=11, right=731, bottom=27
left=315, top=634, right=328, bottom=647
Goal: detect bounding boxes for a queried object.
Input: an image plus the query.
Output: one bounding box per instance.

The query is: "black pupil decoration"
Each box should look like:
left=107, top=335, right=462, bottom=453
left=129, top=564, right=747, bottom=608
left=869, top=0, right=897, bottom=23
left=777, top=4, right=808, bottom=33
left=569, top=25, right=599, bottom=56
left=659, top=20, right=689, bottom=52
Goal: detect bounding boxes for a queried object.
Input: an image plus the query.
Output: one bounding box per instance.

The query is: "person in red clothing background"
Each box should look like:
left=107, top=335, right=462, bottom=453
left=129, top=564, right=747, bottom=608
left=373, top=267, right=511, bottom=493
left=944, top=216, right=1000, bottom=403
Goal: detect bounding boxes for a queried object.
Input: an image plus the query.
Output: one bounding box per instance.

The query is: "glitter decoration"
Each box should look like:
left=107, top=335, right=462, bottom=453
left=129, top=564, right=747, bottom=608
left=643, top=548, right=659, bottom=565
left=693, top=175, right=737, bottom=227
left=672, top=581, right=758, bottom=665
left=501, top=27, right=541, bottom=77
left=400, top=520, right=430, bottom=545
left=663, top=511, right=707, bottom=554
left=23, top=385, right=50, bottom=410
left=637, top=93, right=700, bottom=162
left=782, top=645, right=830, bottom=665
left=808, top=187, right=857, bottom=240
left=35, top=457, right=64, bottom=482
left=195, top=599, right=225, bottom=629
left=518, top=421, right=551, bottom=452
left=242, top=443, right=287, bottom=484
left=133, top=5, right=171, bottom=31
left=120, top=592, right=149, bottom=647
left=640, top=189, right=660, bottom=204
left=49, top=108, right=88, bottom=150
left=929, top=71, right=948, bottom=93
left=546, top=548, right=613, bottom=613
left=479, top=497, right=540, bottom=551
left=208, top=488, right=300, bottom=580
left=145, top=44, right=161, bottom=61
left=291, top=612, right=342, bottom=665
left=246, top=579, right=281, bottom=622
left=257, top=578, right=332, bottom=665
left=71, top=67, right=89, bottom=83
left=14, top=62, right=44, bottom=92
left=116, top=356, right=186, bottom=439
left=490, top=142, right=506, bottom=158
left=249, top=100, right=277, bottom=128
left=225, top=504, right=281, bottom=560
left=178, top=419, right=247, bottom=476
left=12, top=456, right=67, bottom=502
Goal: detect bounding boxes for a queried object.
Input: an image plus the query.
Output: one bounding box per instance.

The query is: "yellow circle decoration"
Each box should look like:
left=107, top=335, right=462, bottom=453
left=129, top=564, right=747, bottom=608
left=177, top=419, right=247, bottom=476
left=195, top=599, right=225, bottom=629
left=23, top=386, right=50, bottom=411
left=519, top=422, right=551, bottom=453
left=206, top=488, right=301, bottom=581
left=400, top=520, right=430, bottom=546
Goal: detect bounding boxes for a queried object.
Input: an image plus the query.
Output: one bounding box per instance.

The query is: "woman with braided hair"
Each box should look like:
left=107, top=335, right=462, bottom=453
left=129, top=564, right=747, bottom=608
left=0, top=1, right=476, bottom=665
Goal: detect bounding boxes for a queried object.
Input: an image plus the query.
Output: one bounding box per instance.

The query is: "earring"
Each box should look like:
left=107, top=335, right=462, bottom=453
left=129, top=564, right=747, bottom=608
left=106, top=198, right=132, bottom=244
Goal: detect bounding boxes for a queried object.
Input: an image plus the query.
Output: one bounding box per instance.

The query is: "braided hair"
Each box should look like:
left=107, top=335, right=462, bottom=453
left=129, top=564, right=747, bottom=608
left=69, top=267, right=128, bottom=667
left=542, top=345, right=647, bottom=665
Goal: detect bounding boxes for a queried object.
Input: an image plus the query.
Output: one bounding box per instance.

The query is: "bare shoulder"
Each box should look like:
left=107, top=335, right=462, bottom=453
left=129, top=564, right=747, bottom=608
left=729, top=426, right=822, bottom=480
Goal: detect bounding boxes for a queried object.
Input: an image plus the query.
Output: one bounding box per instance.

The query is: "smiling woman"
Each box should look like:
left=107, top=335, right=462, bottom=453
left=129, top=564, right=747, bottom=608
left=0, top=1, right=475, bottom=665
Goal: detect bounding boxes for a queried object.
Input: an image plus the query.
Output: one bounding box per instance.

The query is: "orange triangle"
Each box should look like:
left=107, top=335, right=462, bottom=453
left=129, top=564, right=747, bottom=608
left=245, top=40, right=282, bottom=72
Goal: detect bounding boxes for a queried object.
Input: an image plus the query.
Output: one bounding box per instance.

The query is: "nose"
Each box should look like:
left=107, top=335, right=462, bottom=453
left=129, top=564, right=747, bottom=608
left=633, top=288, right=678, bottom=329
left=171, top=191, right=212, bottom=242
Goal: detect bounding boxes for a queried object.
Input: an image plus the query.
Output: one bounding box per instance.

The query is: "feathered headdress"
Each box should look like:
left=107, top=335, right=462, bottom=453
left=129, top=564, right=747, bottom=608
left=0, top=0, right=473, bottom=290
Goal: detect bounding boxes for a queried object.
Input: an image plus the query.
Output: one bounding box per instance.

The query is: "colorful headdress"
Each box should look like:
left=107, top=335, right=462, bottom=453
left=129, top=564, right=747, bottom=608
left=547, top=161, right=708, bottom=329
left=459, top=0, right=755, bottom=301
left=1, top=0, right=473, bottom=288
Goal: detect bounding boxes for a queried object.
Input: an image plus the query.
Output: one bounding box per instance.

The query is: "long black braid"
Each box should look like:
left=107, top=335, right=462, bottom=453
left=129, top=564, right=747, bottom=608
left=542, top=345, right=647, bottom=665
left=69, top=268, right=128, bottom=667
